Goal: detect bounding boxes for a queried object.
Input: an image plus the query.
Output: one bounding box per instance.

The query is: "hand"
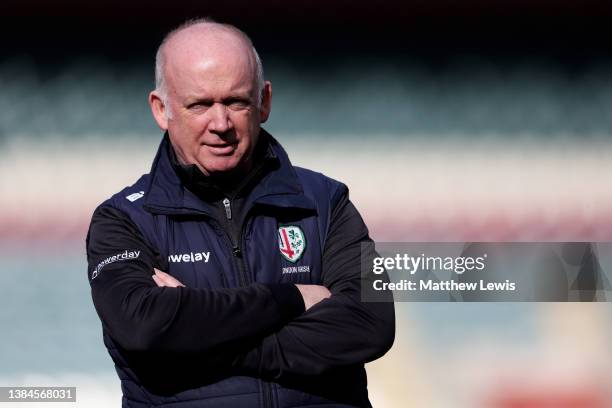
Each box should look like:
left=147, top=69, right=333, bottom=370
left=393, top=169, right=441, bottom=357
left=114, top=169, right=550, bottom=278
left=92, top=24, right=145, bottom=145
left=152, top=268, right=185, bottom=288
left=294, top=284, right=331, bottom=311
left=151, top=270, right=331, bottom=311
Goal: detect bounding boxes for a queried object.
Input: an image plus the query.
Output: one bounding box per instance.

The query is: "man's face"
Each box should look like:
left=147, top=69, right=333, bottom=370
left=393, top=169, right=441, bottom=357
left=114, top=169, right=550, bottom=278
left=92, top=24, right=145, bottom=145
left=150, top=32, right=271, bottom=176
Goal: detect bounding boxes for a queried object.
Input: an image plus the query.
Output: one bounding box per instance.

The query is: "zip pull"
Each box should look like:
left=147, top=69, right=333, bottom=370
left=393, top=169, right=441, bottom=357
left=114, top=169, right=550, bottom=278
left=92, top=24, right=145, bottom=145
left=222, top=198, right=232, bottom=220
left=232, top=246, right=242, bottom=257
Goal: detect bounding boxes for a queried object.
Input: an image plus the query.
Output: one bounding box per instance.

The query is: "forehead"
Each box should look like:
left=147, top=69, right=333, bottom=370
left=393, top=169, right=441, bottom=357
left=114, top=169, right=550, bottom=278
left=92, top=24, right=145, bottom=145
left=163, top=28, right=257, bottom=99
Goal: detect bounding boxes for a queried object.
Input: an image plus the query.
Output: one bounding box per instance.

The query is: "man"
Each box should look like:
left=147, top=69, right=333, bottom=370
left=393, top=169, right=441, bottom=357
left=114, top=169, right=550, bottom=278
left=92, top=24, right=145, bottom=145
left=86, top=18, right=395, bottom=408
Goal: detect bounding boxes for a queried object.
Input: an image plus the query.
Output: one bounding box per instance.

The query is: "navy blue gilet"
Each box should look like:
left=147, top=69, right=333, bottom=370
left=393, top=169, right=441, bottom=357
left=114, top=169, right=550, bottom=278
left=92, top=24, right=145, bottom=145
left=100, top=133, right=358, bottom=407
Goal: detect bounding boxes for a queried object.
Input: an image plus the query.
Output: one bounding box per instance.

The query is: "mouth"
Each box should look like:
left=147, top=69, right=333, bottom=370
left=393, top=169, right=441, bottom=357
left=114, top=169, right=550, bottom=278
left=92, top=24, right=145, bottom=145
left=203, top=142, right=237, bottom=156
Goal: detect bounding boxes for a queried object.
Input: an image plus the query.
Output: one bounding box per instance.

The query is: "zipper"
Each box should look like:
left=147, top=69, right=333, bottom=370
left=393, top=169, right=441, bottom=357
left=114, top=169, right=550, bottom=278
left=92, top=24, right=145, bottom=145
left=222, top=198, right=232, bottom=220
left=223, top=198, right=272, bottom=408
left=262, top=381, right=272, bottom=408
left=222, top=197, right=250, bottom=287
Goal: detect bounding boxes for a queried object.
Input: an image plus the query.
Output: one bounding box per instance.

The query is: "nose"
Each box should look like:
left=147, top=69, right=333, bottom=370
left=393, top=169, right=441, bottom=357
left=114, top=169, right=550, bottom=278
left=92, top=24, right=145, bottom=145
left=208, top=102, right=233, bottom=134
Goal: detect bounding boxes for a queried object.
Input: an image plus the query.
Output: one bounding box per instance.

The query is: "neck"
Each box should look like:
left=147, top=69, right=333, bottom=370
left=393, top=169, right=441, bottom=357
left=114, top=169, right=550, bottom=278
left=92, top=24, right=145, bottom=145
left=168, top=131, right=271, bottom=199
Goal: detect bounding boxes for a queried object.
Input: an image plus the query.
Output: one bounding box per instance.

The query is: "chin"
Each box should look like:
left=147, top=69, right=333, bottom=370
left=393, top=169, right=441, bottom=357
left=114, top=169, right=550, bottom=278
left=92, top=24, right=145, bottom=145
left=200, top=157, right=243, bottom=175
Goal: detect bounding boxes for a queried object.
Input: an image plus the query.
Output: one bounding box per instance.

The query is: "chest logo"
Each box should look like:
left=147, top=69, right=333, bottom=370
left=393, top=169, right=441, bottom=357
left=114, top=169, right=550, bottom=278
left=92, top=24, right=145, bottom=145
left=278, top=225, right=306, bottom=263
left=168, top=251, right=210, bottom=263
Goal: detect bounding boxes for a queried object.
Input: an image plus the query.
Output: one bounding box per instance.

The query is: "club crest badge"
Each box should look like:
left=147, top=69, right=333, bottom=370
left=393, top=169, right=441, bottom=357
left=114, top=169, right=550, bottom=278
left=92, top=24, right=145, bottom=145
left=278, top=225, right=306, bottom=263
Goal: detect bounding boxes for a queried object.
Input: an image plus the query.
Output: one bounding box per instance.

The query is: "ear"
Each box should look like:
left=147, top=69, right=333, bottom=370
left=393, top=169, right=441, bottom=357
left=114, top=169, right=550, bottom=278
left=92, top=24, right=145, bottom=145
left=149, top=90, right=169, bottom=130
left=259, top=81, right=272, bottom=123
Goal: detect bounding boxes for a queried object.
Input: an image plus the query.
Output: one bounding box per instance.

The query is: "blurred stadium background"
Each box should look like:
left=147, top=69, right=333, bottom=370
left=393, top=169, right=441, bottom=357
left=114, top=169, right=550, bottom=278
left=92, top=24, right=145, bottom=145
left=1, top=1, right=612, bottom=406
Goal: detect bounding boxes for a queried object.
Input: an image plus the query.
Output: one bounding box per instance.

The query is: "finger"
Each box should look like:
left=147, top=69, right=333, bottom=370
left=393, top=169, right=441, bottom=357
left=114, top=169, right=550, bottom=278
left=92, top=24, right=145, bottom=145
left=154, top=269, right=185, bottom=288
left=155, top=271, right=177, bottom=286
left=153, top=269, right=174, bottom=287
left=152, top=274, right=165, bottom=287
left=153, top=272, right=182, bottom=288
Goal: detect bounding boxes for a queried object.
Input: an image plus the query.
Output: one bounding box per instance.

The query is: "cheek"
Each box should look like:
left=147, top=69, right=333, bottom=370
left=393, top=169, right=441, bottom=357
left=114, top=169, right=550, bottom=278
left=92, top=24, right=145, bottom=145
left=235, top=113, right=259, bottom=139
left=169, top=115, right=207, bottom=138
left=183, top=115, right=209, bottom=132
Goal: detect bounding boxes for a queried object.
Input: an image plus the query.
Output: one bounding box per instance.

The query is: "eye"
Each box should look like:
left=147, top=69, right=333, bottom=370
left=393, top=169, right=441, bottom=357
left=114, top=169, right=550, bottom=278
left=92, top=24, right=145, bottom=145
left=187, top=101, right=213, bottom=111
left=226, top=98, right=251, bottom=111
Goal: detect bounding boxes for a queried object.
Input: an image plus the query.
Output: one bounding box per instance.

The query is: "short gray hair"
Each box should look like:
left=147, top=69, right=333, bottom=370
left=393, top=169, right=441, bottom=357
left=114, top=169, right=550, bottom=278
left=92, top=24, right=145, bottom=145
left=154, top=18, right=265, bottom=110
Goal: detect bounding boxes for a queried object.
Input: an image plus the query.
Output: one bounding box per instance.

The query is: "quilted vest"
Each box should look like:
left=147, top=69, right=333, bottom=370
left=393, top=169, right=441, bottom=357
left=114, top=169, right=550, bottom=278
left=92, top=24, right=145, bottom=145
left=99, top=133, right=369, bottom=407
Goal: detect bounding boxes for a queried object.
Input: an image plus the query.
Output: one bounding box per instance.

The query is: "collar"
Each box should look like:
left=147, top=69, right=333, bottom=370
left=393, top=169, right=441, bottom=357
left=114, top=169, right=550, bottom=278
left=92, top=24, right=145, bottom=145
left=142, top=128, right=316, bottom=216
left=169, top=128, right=276, bottom=201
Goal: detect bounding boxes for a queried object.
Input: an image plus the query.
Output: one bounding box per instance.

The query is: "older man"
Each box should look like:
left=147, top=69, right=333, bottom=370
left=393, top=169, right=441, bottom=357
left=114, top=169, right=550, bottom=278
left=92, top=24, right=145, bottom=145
left=86, top=18, right=394, bottom=408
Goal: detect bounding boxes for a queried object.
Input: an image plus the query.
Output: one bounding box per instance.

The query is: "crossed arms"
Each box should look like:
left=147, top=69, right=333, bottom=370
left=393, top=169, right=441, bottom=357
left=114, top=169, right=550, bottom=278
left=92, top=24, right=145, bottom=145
left=86, top=191, right=395, bottom=379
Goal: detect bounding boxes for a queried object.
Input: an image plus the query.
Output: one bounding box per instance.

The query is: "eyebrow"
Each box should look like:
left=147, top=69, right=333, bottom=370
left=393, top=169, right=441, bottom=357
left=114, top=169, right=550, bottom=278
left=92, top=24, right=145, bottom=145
left=185, top=94, right=253, bottom=105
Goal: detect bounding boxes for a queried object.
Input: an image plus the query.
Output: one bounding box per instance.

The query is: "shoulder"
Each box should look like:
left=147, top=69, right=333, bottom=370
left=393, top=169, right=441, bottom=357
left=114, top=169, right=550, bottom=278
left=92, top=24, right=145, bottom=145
left=89, top=173, right=154, bottom=236
left=88, top=173, right=160, bottom=251
left=293, top=166, right=348, bottom=207
left=99, top=174, right=151, bottom=213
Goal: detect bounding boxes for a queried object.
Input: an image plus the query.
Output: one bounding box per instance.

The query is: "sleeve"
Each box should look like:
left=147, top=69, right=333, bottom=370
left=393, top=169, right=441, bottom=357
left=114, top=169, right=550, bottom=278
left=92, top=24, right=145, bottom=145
left=86, top=205, right=305, bottom=354
left=235, top=187, right=395, bottom=378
